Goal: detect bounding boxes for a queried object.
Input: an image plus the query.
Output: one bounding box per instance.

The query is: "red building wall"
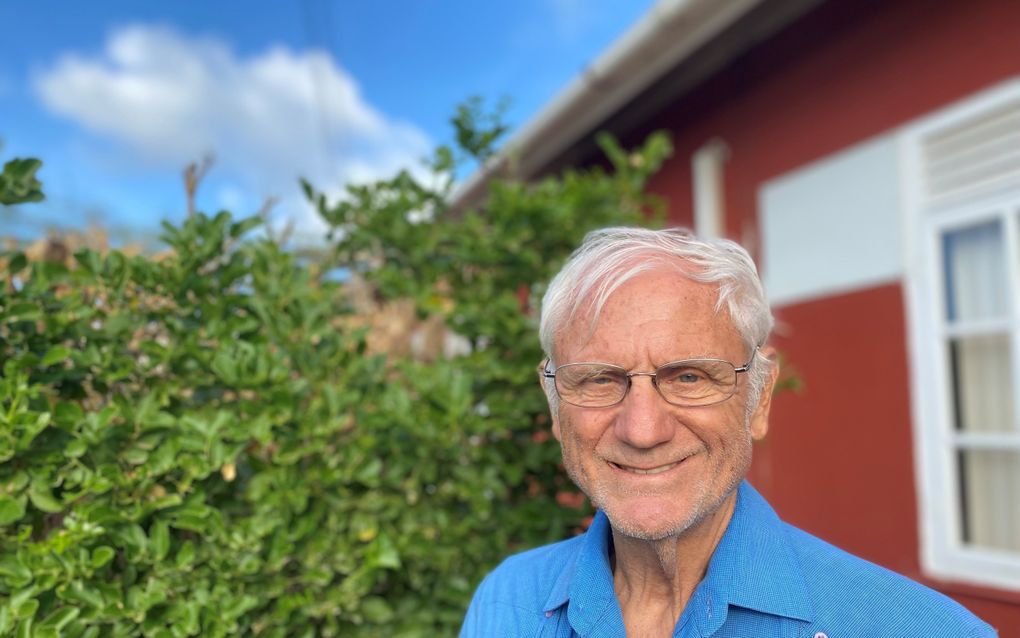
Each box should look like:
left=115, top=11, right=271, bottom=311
left=628, top=0, right=1020, bottom=630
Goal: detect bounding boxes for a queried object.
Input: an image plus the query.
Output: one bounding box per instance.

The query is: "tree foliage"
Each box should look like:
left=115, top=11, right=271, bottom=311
left=1, top=158, right=45, bottom=206
left=0, top=104, right=672, bottom=636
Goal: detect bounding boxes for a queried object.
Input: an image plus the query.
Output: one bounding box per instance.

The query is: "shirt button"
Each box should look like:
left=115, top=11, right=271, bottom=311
left=545, top=611, right=553, bottom=618
left=814, top=633, right=828, bottom=638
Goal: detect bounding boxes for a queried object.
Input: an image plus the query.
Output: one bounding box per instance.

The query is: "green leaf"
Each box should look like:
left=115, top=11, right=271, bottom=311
left=174, top=541, right=195, bottom=569
left=33, top=628, right=57, bottom=638
left=12, top=597, right=37, bottom=620
left=6, top=472, right=29, bottom=492
left=73, top=249, right=102, bottom=275
left=150, top=520, right=170, bottom=561
left=59, top=581, right=104, bottom=609
left=5, top=252, right=27, bottom=274
left=91, top=546, right=115, bottom=569
left=64, top=439, right=87, bottom=459
left=355, top=458, right=382, bottom=486
left=40, top=345, right=71, bottom=367
left=360, top=597, right=394, bottom=624
left=179, top=600, right=200, bottom=634
left=16, top=412, right=51, bottom=450
left=28, top=481, right=62, bottom=514
left=118, top=524, right=149, bottom=555
left=0, top=158, right=44, bottom=206
left=2, top=302, right=42, bottom=323
left=121, top=447, right=149, bottom=465
left=171, top=514, right=207, bottom=533
left=37, top=607, right=79, bottom=632
left=0, top=495, right=27, bottom=526
left=15, top=617, right=34, bottom=638
left=368, top=533, right=401, bottom=569
left=0, top=558, right=32, bottom=586
left=53, top=400, right=84, bottom=426
left=230, top=215, right=262, bottom=238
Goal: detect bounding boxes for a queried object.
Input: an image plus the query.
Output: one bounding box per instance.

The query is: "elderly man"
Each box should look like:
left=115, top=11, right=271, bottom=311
left=460, top=228, right=995, bottom=637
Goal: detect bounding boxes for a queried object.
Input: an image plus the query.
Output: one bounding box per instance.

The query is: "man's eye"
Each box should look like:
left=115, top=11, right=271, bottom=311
left=662, top=367, right=709, bottom=384
left=586, top=372, right=619, bottom=385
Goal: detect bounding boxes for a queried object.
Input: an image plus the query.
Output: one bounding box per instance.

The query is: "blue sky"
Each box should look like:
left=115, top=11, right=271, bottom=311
left=0, top=0, right=655, bottom=246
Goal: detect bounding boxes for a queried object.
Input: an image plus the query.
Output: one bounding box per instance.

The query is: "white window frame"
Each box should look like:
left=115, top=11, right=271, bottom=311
left=902, top=78, right=1020, bottom=591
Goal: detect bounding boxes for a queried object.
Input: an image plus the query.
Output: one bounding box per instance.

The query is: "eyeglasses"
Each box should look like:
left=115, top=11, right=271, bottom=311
left=539, top=354, right=754, bottom=408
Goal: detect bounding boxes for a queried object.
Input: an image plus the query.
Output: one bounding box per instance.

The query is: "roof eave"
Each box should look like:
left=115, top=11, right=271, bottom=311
left=449, top=0, right=767, bottom=211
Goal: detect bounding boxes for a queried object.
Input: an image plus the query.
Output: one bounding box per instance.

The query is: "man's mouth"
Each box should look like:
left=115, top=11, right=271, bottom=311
left=610, top=461, right=680, bottom=475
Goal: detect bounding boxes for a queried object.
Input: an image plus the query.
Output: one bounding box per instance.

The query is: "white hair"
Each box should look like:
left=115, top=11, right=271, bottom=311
left=539, top=227, right=775, bottom=413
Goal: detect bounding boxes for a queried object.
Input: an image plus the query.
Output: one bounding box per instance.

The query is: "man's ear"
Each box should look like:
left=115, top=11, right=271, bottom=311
left=749, top=346, right=779, bottom=441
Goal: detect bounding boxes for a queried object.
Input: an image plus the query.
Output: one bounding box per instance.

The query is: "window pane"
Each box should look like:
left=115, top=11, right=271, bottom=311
left=950, top=333, right=1015, bottom=432
left=943, top=220, right=1006, bottom=322
left=959, top=449, right=1020, bottom=552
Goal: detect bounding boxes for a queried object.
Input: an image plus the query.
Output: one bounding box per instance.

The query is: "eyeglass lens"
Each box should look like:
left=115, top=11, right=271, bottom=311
left=554, top=360, right=738, bottom=407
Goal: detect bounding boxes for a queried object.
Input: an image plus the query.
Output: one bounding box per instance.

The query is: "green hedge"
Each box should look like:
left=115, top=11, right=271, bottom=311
left=0, top=117, right=671, bottom=636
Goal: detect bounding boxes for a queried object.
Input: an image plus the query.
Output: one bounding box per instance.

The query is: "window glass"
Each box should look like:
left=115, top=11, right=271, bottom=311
left=950, top=333, right=1015, bottom=432
left=958, top=449, right=1020, bottom=552
left=943, top=221, right=1006, bottom=322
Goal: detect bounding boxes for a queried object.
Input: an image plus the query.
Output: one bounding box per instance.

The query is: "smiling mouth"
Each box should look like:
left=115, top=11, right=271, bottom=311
left=610, top=461, right=681, bottom=475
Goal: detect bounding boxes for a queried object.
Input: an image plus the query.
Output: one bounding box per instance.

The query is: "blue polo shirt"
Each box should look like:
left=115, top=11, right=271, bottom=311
left=460, top=481, right=996, bottom=637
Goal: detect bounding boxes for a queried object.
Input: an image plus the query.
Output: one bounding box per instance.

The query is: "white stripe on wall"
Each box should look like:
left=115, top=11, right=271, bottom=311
left=760, top=135, right=903, bottom=307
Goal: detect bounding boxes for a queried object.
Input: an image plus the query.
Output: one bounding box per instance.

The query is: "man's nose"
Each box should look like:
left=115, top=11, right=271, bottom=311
left=613, top=375, right=674, bottom=449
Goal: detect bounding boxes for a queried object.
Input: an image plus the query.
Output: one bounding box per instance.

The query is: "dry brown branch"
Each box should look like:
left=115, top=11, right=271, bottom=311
left=183, top=154, right=215, bottom=218
left=256, top=196, right=296, bottom=246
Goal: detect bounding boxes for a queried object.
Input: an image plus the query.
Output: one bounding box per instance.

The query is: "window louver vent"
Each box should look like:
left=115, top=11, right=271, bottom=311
left=921, top=99, right=1020, bottom=207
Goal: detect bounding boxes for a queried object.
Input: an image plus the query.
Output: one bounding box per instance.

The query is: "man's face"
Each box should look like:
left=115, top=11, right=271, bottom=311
left=548, top=268, right=774, bottom=541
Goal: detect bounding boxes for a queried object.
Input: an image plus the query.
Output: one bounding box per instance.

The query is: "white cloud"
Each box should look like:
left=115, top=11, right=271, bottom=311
left=33, top=25, right=432, bottom=239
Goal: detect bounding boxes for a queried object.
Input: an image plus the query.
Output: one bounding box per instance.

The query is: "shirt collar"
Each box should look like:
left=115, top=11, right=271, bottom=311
left=544, top=510, right=622, bottom=634
left=542, top=481, right=814, bottom=629
left=702, top=481, right=814, bottom=622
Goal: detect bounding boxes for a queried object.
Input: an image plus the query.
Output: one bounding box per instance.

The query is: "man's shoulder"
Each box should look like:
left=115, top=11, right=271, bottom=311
left=780, top=522, right=997, bottom=636
left=472, top=533, right=585, bottom=606
left=459, top=535, right=585, bottom=638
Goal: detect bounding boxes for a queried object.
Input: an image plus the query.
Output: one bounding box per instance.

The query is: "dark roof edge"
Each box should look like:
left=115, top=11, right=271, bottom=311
left=449, top=0, right=765, bottom=211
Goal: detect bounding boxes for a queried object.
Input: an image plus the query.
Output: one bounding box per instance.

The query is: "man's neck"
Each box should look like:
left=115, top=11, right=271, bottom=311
left=610, top=492, right=738, bottom=635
